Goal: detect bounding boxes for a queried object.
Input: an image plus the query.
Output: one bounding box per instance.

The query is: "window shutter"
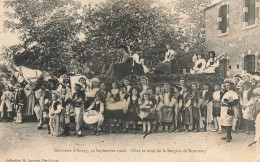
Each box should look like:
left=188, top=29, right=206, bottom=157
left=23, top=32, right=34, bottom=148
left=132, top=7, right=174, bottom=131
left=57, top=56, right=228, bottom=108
left=250, top=0, right=256, bottom=25
left=256, top=1, right=260, bottom=7
left=243, top=22, right=249, bottom=26
left=243, top=7, right=249, bottom=13
left=226, top=27, right=230, bottom=32
left=244, top=0, right=249, bottom=23
left=218, top=5, right=228, bottom=33
left=244, top=55, right=255, bottom=73
left=217, top=17, right=223, bottom=22
left=256, top=0, right=260, bottom=24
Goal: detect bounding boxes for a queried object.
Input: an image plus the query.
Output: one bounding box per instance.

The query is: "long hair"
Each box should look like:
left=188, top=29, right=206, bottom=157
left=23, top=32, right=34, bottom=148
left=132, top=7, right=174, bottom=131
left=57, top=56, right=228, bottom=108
left=208, top=51, right=216, bottom=60
left=129, top=86, right=140, bottom=99
left=162, top=83, right=172, bottom=95
left=110, top=80, right=119, bottom=90
left=141, top=92, right=151, bottom=103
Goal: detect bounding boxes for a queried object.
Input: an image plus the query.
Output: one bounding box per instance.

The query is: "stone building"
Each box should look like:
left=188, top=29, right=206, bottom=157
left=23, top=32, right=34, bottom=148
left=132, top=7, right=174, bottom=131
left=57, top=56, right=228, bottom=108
left=205, top=0, right=260, bottom=77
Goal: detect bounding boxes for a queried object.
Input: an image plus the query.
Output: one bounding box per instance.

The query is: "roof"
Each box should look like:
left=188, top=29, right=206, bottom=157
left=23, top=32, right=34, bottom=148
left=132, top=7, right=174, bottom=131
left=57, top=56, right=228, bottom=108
left=204, top=0, right=224, bottom=11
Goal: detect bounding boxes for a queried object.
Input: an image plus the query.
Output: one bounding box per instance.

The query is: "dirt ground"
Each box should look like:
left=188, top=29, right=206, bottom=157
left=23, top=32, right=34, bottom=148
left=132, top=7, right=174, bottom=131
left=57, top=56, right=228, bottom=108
left=0, top=122, right=259, bottom=162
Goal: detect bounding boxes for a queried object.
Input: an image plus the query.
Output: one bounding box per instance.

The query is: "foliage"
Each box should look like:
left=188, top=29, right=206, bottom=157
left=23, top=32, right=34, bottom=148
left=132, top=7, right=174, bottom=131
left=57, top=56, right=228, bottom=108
left=2, top=0, right=213, bottom=75
left=3, top=0, right=82, bottom=72
left=174, top=0, right=213, bottom=63
left=79, top=0, right=188, bottom=70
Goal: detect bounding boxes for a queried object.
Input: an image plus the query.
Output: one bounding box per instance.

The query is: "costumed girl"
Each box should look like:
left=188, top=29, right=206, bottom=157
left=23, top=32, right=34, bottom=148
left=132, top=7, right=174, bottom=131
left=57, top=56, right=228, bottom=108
left=86, top=92, right=104, bottom=136
left=190, top=54, right=206, bottom=74
left=147, top=87, right=158, bottom=132
left=155, top=42, right=176, bottom=74
left=205, top=51, right=220, bottom=74
left=59, top=86, right=73, bottom=136
left=14, top=83, right=27, bottom=123
left=139, top=93, right=155, bottom=134
left=255, top=112, right=260, bottom=151
left=139, top=76, right=149, bottom=100
left=97, top=82, right=109, bottom=131
left=198, top=83, right=211, bottom=132
left=35, top=82, right=52, bottom=131
left=125, top=87, right=141, bottom=134
left=106, top=81, right=127, bottom=133
left=172, top=85, right=183, bottom=132
left=85, top=78, right=100, bottom=110
left=23, top=84, right=35, bottom=120
left=212, top=84, right=224, bottom=133
left=240, top=81, right=255, bottom=135
left=190, top=82, right=200, bottom=132
left=253, top=87, right=260, bottom=150
left=161, top=83, right=174, bottom=132
left=0, top=84, right=14, bottom=121
left=49, top=92, right=63, bottom=137
left=132, top=52, right=145, bottom=76
left=182, top=85, right=191, bottom=133
left=220, top=80, right=239, bottom=142
left=57, top=74, right=73, bottom=120
left=153, top=86, right=163, bottom=132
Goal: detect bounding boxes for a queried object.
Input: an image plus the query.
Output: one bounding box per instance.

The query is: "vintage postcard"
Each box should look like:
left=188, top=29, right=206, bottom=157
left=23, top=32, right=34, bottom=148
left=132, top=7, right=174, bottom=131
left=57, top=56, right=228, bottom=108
left=0, top=0, right=260, bottom=162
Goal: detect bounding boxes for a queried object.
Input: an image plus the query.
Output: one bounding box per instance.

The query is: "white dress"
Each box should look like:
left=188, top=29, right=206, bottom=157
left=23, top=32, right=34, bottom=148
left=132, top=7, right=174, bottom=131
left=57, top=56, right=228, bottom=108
left=205, top=58, right=219, bottom=74
left=163, top=50, right=175, bottom=63
left=241, top=90, right=255, bottom=121
left=255, top=113, right=260, bottom=142
left=220, top=90, right=239, bottom=126
left=191, top=58, right=206, bottom=74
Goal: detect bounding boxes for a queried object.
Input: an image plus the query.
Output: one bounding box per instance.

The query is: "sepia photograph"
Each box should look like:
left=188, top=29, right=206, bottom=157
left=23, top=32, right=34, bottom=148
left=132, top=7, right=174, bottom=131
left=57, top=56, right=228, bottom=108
left=0, top=0, right=260, bottom=161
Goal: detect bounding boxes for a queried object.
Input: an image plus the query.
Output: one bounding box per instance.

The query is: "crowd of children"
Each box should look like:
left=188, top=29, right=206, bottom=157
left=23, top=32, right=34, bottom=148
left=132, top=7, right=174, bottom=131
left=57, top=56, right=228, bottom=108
left=1, top=73, right=260, bottom=143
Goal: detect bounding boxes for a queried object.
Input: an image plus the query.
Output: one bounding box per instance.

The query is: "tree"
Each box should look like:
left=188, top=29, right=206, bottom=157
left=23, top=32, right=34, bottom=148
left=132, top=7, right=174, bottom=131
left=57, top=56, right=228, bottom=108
left=174, top=0, right=213, bottom=67
left=3, top=0, right=82, bottom=72
left=77, top=0, right=187, bottom=72
left=3, top=0, right=191, bottom=74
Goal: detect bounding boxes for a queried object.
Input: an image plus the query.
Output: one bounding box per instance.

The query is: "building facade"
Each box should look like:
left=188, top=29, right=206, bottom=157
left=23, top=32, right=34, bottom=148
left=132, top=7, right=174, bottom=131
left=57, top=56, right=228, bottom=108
left=205, top=0, right=260, bottom=77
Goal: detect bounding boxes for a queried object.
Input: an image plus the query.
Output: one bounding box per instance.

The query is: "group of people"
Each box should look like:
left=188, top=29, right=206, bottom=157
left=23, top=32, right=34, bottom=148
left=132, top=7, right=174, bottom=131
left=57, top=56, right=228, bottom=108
left=1, top=70, right=260, bottom=144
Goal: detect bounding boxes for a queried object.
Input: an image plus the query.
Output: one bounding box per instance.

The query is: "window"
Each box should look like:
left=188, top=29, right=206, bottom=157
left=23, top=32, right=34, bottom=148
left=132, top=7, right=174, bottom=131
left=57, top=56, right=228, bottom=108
left=243, top=0, right=259, bottom=29
left=256, top=54, right=260, bottom=71
left=218, top=5, right=228, bottom=33
left=216, top=59, right=228, bottom=78
left=244, top=55, right=255, bottom=73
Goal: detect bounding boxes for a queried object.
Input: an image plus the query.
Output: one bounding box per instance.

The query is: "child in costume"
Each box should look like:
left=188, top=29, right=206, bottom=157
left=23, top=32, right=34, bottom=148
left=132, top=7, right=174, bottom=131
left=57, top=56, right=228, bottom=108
left=14, top=83, right=26, bottom=123
left=199, top=83, right=211, bottom=132
left=191, top=82, right=200, bottom=132
left=106, top=81, right=124, bottom=133
left=212, top=84, right=224, bottom=133
left=153, top=86, right=163, bottom=132
left=161, top=83, right=174, bottom=132
left=125, top=87, right=141, bottom=134
left=0, top=84, right=14, bottom=122
left=182, top=85, right=191, bottom=133
left=49, top=93, right=63, bottom=136
left=87, top=92, right=104, bottom=136
left=172, top=85, right=183, bottom=132
left=139, top=93, right=154, bottom=134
